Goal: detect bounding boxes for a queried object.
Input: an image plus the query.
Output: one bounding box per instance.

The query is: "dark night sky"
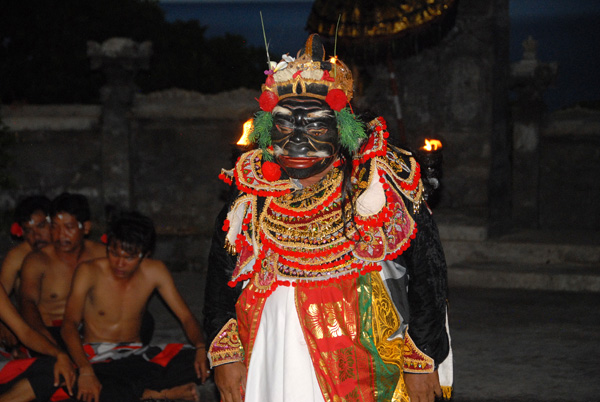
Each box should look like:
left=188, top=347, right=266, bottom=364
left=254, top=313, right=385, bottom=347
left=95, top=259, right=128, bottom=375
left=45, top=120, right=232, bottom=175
left=510, top=0, right=600, bottom=109
left=159, top=0, right=600, bottom=110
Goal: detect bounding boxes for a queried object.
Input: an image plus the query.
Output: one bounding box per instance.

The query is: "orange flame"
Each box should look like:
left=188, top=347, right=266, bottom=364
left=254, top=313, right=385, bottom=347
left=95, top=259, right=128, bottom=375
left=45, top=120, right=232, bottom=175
left=237, top=119, right=254, bottom=146
left=422, top=138, right=442, bottom=151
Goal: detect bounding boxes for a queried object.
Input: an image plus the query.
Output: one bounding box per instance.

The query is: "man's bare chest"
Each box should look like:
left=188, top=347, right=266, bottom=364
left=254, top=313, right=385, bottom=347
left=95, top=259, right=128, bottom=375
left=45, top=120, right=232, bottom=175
left=88, top=280, right=154, bottom=320
left=40, top=263, right=74, bottom=301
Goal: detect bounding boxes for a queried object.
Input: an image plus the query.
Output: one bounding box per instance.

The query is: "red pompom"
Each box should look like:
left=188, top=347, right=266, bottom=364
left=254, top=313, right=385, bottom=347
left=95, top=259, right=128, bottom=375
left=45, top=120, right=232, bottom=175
left=10, top=222, right=23, bottom=237
left=100, top=234, right=108, bottom=244
left=258, top=91, right=279, bottom=112
left=325, top=88, right=348, bottom=111
left=262, top=161, right=282, bottom=182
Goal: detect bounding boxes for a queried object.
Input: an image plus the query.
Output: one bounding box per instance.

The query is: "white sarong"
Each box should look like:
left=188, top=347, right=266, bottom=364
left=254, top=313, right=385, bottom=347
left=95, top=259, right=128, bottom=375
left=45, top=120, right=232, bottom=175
left=245, top=284, right=325, bottom=402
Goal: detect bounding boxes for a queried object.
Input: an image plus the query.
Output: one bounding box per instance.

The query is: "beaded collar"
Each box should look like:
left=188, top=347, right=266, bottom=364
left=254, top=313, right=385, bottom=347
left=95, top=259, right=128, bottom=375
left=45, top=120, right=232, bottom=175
left=220, top=117, right=421, bottom=297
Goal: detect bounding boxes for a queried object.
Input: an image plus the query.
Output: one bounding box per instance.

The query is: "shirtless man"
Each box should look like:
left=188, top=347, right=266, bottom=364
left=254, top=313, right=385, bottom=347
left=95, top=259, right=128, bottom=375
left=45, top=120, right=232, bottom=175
left=0, top=196, right=52, bottom=351
left=61, top=211, right=209, bottom=402
left=19, top=193, right=105, bottom=347
left=0, top=281, right=75, bottom=402
left=1, top=195, right=52, bottom=296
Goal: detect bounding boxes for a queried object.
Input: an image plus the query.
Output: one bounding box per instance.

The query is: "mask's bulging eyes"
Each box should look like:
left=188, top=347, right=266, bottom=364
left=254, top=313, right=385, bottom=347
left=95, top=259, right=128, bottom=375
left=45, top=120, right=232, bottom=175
left=275, top=124, right=293, bottom=135
left=306, top=125, right=329, bottom=136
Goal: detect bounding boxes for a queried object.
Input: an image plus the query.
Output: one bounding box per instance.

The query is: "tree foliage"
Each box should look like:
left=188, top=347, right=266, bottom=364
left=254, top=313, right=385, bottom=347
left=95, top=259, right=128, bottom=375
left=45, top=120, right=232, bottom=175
left=0, top=0, right=265, bottom=104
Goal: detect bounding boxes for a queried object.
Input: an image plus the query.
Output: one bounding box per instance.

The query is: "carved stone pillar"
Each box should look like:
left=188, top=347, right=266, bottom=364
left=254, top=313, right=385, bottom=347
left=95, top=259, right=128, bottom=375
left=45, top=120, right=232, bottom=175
left=88, top=38, right=152, bottom=210
left=509, top=36, right=556, bottom=228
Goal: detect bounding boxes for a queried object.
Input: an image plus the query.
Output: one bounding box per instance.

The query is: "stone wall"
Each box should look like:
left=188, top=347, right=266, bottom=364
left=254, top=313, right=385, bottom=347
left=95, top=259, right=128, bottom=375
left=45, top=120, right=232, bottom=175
left=0, top=105, right=103, bottom=214
left=358, top=0, right=510, bottom=216
left=0, top=89, right=260, bottom=269
left=540, top=107, right=600, bottom=230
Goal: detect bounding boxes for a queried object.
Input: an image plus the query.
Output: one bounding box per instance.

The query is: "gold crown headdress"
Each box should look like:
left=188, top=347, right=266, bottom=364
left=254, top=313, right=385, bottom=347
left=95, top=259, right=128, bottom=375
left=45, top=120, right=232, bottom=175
left=258, top=34, right=353, bottom=112
left=251, top=33, right=366, bottom=158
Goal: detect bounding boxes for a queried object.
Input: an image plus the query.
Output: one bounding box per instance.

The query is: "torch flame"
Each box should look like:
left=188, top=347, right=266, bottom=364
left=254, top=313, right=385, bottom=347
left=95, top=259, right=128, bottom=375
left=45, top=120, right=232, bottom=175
left=423, top=138, right=442, bottom=151
left=237, top=119, right=254, bottom=146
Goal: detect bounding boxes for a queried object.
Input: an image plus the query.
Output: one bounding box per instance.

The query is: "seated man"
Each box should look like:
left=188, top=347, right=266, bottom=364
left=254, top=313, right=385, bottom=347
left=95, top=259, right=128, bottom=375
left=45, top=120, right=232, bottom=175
left=1, top=195, right=52, bottom=296
left=19, top=193, right=105, bottom=349
left=0, top=282, right=74, bottom=402
left=0, top=195, right=52, bottom=353
left=61, top=211, right=209, bottom=402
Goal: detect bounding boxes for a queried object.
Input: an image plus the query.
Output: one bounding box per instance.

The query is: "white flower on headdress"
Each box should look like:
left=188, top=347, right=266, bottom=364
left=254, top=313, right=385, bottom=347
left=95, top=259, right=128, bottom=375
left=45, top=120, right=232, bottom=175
left=270, top=53, right=295, bottom=73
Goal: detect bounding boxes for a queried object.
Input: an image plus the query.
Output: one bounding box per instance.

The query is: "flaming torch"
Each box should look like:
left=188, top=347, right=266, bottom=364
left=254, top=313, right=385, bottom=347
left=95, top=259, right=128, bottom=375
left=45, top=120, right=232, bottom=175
left=417, top=138, right=443, bottom=204
left=237, top=118, right=254, bottom=147
left=231, top=118, right=255, bottom=165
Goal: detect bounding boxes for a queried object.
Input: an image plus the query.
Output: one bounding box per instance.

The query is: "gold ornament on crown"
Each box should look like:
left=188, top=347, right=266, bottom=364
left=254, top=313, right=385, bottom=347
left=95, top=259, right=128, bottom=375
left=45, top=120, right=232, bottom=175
left=258, top=34, right=354, bottom=111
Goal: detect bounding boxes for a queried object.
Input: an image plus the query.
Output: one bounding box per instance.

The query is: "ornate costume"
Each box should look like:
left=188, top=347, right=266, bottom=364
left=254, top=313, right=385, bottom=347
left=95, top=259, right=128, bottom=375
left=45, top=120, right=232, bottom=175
left=204, top=34, right=452, bottom=401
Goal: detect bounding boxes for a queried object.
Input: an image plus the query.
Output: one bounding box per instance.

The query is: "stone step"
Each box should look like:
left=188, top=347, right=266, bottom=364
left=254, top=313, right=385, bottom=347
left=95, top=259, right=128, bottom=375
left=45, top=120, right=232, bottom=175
left=434, top=207, right=489, bottom=242
left=441, top=236, right=600, bottom=266
left=434, top=208, right=600, bottom=292
left=434, top=208, right=600, bottom=266
left=437, top=221, right=488, bottom=242
left=448, top=262, right=600, bottom=293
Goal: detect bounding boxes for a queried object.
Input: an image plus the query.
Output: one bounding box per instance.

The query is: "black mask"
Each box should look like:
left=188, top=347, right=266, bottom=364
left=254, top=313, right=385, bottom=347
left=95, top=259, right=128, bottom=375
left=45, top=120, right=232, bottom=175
left=270, top=97, right=340, bottom=179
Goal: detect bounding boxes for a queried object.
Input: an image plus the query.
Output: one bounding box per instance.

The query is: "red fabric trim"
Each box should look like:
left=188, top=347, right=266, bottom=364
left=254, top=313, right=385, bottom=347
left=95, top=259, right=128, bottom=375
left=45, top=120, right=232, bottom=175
left=296, top=280, right=378, bottom=400
left=236, top=283, right=268, bottom=367
left=0, top=357, right=36, bottom=384
left=208, top=319, right=245, bottom=367
left=403, top=334, right=435, bottom=373
left=355, top=119, right=388, bottom=166
left=219, top=173, right=233, bottom=185
left=50, top=388, right=71, bottom=401
left=262, top=234, right=355, bottom=260
left=83, top=344, right=96, bottom=359
left=400, top=162, right=421, bottom=191
left=149, top=343, right=184, bottom=367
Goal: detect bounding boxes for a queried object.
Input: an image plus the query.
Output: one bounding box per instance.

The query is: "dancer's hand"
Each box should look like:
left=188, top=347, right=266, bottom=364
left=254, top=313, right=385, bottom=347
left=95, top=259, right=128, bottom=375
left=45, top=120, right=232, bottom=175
left=405, top=371, right=442, bottom=402
left=214, top=361, right=246, bottom=402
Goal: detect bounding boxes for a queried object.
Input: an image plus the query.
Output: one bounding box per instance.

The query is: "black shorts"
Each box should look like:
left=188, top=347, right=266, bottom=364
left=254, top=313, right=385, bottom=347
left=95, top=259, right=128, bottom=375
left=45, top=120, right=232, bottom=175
left=0, top=356, right=58, bottom=401
left=76, top=346, right=198, bottom=402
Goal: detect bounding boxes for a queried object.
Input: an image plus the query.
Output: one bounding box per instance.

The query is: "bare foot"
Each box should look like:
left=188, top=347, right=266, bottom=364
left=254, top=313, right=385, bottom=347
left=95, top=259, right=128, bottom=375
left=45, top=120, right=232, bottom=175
left=142, top=382, right=199, bottom=401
